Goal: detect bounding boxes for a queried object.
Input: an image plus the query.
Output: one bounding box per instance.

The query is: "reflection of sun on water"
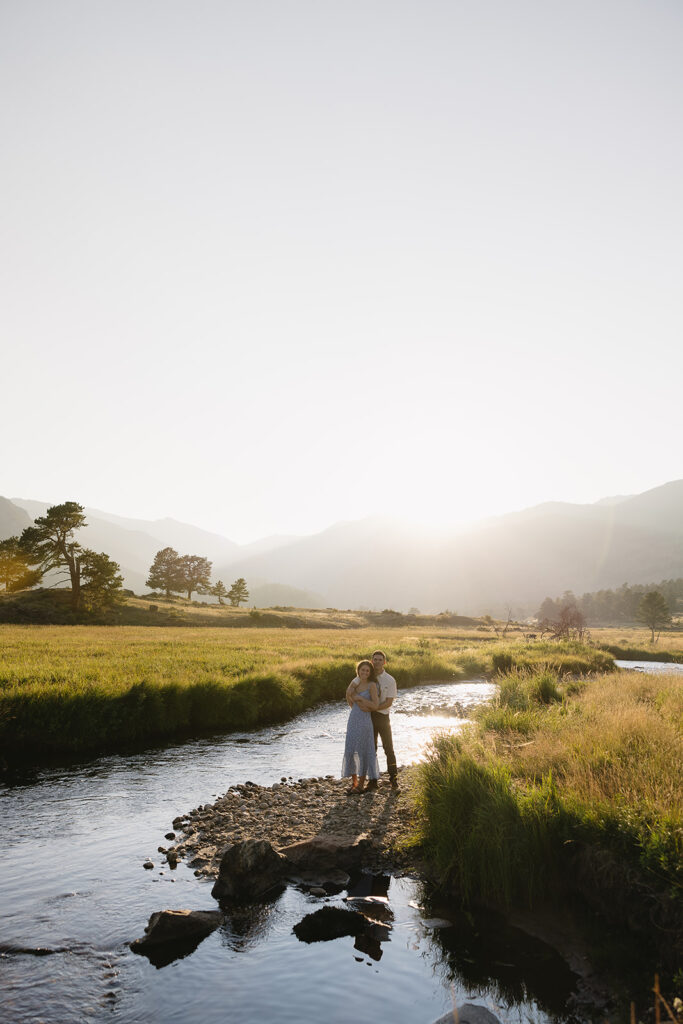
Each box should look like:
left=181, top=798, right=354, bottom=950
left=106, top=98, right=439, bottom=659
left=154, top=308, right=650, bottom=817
left=397, top=713, right=471, bottom=764
left=392, top=681, right=497, bottom=764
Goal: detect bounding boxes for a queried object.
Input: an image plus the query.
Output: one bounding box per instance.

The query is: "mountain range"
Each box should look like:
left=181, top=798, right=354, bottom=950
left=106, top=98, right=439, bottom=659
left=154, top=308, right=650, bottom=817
left=1, top=480, right=682, bottom=615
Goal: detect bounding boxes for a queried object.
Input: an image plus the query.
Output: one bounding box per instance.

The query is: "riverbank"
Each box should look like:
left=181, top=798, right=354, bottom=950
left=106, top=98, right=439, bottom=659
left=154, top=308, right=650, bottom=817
left=158, top=757, right=655, bottom=1018
left=414, top=666, right=683, bottom=991
left=162, top=767, right=419, bottom=880
left=0, top=625, right=614, bottom=757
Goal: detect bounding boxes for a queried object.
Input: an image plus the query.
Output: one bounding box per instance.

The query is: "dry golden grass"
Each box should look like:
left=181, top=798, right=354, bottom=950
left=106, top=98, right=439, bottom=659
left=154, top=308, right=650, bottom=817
left=591, top=625, right=683, bottom=656
left=416, top=664, right=683, bottom=942
left=480, top=672, right=683, bottom=819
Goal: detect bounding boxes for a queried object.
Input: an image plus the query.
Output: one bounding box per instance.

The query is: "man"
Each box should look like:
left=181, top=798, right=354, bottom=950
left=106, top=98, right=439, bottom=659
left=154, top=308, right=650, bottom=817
left=347, top=649, right=398, bottom=791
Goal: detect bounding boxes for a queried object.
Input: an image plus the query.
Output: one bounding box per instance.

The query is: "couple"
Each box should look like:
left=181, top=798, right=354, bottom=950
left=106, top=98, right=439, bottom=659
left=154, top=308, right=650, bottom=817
left=342, top=650, right=398, bottom=795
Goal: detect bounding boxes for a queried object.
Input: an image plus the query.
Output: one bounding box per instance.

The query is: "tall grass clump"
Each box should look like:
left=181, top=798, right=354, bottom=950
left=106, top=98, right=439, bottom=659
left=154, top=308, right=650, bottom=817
left=415, top=667, right=683, bottom=966
left=489, top=640, right=614, bottom=677
left=416, top=736, right=560, bottom=905
left=476, top=668, right=563, bottom=735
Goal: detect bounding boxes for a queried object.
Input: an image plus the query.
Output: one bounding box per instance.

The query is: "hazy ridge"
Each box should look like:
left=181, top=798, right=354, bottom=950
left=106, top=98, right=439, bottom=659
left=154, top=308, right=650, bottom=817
left=1, top=480, right=681, bottom=615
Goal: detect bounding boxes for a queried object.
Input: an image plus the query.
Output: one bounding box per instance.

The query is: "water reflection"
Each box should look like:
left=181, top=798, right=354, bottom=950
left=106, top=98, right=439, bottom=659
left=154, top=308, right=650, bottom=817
left=419, top=893, right=580, bottom=1023
left=219, top=895, right=284, bottom=953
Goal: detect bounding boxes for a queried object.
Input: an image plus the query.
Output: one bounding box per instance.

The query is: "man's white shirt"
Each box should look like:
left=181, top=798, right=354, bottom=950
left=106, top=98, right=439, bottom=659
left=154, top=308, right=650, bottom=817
left=375, top=670, right=397, bottom=715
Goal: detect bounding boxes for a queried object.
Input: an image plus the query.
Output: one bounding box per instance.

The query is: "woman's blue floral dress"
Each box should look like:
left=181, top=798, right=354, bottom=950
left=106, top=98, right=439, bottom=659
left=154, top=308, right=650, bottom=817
left=341, top=687, right=380, bottom=779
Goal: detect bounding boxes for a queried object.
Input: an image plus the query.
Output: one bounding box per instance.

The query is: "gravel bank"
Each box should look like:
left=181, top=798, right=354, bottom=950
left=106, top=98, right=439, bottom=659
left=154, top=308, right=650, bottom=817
left=160, top=766, right=419, bottom=878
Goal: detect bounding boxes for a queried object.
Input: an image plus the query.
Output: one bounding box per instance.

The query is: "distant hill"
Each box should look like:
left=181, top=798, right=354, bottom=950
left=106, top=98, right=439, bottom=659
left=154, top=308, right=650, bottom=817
left=3, top=480, right=682, bottom=614
left=214, top=480, right=683, bottom=614
left=0, top=497, right=32, bottom=540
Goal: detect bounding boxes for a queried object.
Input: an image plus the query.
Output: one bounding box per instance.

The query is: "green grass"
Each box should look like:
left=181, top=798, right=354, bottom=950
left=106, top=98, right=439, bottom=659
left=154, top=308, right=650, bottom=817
left=598, top=642, right=683, bottom=663
left=490, top=639, right=615, bottom=676
left=414, top=665, right=683, bottom=967
left=0, top=626, right=614, bottom=756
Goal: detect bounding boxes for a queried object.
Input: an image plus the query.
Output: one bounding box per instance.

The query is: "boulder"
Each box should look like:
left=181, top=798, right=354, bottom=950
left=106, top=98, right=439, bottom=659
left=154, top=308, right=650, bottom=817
left=211, top=839, right=288, bottom=902
left=293, top=906, right=368, bottom=943
left=281, top=834, right=372, bottom=873
left=130, top=909, right=222, bottom=951
left=432, top=1005, right=502, bottom=1024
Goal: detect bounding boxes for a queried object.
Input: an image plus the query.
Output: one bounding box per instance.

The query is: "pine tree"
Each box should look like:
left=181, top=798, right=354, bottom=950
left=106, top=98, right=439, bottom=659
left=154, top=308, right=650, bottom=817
left=210, top=580, right=228, bottom=605
left=20, top=501, right=87, bottom=611
left=80, top=550, right=124, bottom=611
left=637, top=591, right=671, bottom=643
left=19, top=502, right=123, bottom=613
left=146, top=547, right=183, bottom=597
left=177, top=554, right=212, bottom=601
left=227, top=578, right=249, bottom=607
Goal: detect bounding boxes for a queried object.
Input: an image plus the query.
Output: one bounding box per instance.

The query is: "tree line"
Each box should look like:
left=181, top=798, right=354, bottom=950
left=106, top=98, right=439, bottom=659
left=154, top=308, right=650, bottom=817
left=536, top=579, right=682, bottom=626
left=536, top=579, right=679, bottom=643
left=146, top=547, right=249, bottom=606
left=0, top=500, right=249, bottom=612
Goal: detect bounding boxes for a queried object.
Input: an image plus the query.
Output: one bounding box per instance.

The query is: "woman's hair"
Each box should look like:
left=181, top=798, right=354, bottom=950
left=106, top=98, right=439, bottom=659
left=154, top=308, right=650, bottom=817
left=356, top=659, right=377, bottom=682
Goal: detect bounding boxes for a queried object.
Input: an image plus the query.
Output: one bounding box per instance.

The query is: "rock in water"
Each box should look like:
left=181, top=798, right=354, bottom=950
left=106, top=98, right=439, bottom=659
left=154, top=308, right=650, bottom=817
left=432, top=1005, right=502, bottom=1024
left=211, top=839, right=288, bottom=902
left=130, top=909, right=222, bottom=951
left=281, top=833, right=372, bottom=872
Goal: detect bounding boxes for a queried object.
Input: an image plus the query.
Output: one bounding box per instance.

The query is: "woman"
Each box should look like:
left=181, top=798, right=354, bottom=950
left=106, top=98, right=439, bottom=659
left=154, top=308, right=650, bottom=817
left=341, top=659, right=380, bottom=794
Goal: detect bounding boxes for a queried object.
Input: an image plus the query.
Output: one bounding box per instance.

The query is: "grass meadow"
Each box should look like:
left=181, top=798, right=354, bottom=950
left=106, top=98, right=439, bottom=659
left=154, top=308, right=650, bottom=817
left=415, top=664, right=683, bottom=973
left=0, top=625, right=614, bottom=756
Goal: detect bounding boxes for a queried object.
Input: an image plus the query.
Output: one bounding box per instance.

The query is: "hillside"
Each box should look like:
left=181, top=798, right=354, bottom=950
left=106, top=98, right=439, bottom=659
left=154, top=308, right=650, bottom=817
left=212, top=480, right=683, bottom=614
left=0, top=589, right=480, bottom=630
left=0, top=497, right=32, bottom=539
left=2, top=480, right=681, bottom=615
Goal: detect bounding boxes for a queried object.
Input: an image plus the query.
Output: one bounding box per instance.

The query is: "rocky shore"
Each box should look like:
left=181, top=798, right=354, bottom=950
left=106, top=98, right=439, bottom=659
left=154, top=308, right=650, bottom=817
left=144, top=765, right=625, bottom=1018
left=157, top=766, right=419, bottom=880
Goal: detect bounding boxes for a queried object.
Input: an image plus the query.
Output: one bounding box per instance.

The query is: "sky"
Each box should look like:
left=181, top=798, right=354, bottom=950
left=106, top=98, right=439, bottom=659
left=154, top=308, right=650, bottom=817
left=2, top=0, right=682, bottom=543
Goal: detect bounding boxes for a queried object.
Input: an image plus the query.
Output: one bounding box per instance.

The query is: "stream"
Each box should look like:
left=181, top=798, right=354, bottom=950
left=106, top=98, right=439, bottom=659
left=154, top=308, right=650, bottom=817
left=1, top=664, right=674, bottom=1024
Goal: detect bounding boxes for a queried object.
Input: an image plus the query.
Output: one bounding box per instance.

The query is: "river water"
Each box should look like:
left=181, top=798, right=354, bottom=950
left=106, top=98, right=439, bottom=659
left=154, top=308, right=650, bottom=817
left=1, top=665, right=672, bottom=1024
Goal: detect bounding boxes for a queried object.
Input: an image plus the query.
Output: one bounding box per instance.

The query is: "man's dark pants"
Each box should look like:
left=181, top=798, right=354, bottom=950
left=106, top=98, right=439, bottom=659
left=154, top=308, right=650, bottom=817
left=371, top=711, right=397, bottom=780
